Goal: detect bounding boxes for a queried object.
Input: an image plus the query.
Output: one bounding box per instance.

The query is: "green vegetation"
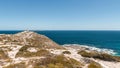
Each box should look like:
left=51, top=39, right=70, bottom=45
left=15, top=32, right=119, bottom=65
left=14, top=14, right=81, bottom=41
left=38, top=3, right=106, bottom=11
left=88, top=62, right=102, bottom=68
left=3, top=62, right=26, bottom=68
left=78, top=50, right=120, bottom=62
left=33, top=55, right=83, bottom=68
left=0, top=48, right=8, bottom=59
left=16, top=47, right=83, bottom=68
left=16, top=45, right=51, bottom=57
left=34, top=63, right=64, bottom=68
left=62, top=51, right=71, bottom=54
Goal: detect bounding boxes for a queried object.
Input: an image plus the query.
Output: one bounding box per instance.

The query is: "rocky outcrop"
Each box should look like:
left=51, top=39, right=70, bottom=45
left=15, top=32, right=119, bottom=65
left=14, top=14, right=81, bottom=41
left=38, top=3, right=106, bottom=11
left=78, top=50, right=120, bottom=62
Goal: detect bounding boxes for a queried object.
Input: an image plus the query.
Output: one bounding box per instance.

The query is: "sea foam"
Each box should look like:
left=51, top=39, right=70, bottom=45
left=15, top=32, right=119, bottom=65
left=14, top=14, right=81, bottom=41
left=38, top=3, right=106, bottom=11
left=63, top=44, right=117, bottom=55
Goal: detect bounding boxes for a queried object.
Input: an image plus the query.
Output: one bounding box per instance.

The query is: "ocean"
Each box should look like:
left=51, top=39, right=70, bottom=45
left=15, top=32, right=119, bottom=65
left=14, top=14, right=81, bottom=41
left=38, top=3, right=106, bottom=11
left=0, top=30, right=120, bottom=56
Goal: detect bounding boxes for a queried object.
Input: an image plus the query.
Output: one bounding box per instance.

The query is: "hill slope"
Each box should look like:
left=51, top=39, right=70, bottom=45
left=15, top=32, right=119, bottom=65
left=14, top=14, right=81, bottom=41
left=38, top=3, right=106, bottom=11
left=0, top=31, right=62, bottom=48
left=0, top=31, right=120, bottom=68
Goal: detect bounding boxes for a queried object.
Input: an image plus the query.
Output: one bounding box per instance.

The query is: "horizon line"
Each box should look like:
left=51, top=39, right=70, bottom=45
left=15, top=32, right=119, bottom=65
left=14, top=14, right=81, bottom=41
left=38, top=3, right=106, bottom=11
left=1, top=30, right=120, bottom=31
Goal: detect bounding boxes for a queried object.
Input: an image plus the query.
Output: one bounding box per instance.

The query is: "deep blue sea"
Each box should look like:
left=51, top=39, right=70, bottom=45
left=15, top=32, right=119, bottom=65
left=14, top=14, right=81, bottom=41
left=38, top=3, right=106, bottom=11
left=0, top=30, right=120, bottom=56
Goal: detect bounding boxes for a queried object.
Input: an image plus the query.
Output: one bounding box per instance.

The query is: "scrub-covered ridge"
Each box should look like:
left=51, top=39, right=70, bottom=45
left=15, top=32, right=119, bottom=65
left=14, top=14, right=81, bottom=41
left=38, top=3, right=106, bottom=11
left=0, top=31, right=120, bottom=68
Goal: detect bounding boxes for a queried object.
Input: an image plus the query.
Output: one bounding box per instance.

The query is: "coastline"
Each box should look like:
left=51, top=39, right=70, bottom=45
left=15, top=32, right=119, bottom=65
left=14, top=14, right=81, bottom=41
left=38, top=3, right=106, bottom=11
left=62, top=44, right=117, bottom=56
left=0, top=31, right=120, bottom=68
left=0, top=30, right=120, bottom=56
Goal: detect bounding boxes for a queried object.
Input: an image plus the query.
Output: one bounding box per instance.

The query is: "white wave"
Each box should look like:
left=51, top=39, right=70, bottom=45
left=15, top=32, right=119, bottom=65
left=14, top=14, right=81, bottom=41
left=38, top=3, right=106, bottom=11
left=63, top=44, right=117, bottom=55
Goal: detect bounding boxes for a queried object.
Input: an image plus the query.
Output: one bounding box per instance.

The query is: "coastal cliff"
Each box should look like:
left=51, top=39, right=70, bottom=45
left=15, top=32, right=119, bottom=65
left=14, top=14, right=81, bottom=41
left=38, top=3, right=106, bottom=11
left=0, top=31, right=120, bottom=68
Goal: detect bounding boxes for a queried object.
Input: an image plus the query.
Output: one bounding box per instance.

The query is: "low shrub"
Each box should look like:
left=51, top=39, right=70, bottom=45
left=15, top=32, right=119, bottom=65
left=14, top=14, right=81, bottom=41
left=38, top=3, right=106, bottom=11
left=88, top=62, right=102, bottom=68
left=0, top=49, right=8, bottom=59
left=62, top=51, right=71, bottom=54
left=78, top=50, right=120, bottom=62
left=16, top=46, right=51, bottom=57
left=34, top=55, right=83, bottom=68
left=3, top=62, right=26, bottom=68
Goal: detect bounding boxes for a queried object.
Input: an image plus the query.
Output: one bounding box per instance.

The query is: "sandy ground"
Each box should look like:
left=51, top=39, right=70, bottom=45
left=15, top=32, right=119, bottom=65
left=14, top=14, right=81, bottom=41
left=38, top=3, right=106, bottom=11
left=1, top=44, right=120, bottom=68
left=48, top=46, right=120, bottom=68
left=96, top=60, right=120, bottom=68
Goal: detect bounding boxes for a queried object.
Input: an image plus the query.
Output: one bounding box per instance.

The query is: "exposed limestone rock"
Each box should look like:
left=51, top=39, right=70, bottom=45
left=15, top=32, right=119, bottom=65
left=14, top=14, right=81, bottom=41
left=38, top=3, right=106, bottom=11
left=0, top=31, right=120, bottom=68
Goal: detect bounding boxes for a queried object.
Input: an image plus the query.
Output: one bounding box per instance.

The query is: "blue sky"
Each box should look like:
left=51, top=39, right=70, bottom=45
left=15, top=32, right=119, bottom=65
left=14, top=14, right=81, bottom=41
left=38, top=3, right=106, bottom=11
left=0, top=0, right=120, bottom=30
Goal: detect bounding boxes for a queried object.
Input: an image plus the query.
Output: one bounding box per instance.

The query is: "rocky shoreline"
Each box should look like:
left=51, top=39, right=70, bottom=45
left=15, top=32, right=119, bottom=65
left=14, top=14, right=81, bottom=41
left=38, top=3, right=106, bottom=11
left=0, top=31, right=120, bottom=68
